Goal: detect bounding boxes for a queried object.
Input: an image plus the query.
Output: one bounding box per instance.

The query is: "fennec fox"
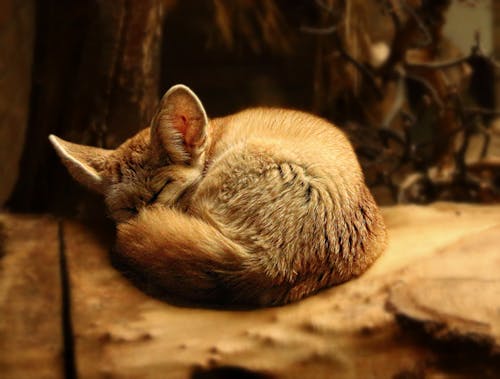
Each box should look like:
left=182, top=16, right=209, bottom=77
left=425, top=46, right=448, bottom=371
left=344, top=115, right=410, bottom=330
left=49, top=84, right=387, bottom=306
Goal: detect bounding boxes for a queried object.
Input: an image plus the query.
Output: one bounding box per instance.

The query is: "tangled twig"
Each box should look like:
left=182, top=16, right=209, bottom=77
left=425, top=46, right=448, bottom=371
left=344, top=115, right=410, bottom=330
left=304, top=0, right=500, bottom=203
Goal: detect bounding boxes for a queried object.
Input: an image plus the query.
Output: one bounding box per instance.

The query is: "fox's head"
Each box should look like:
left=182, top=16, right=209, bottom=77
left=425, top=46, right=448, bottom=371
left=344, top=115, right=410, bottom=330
left=50, top=85, right=210, bottom=222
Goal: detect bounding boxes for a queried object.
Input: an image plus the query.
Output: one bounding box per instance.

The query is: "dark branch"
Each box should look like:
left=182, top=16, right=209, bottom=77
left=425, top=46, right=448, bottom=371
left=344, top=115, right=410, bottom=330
left=405, top=73, right=445, bottom=109
left=300, top=25, right=338, bottom=35
left=400, top=0, right=433, bottom=47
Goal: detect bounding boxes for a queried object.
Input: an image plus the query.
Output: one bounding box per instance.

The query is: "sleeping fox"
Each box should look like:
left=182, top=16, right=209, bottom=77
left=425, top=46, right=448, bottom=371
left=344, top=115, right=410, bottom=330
left=49, top=84, right=387, bottom=306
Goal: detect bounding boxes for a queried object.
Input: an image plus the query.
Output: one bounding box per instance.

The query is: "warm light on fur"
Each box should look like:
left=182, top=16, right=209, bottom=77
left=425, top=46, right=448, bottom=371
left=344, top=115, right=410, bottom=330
left=50, top=84, right=387, bottom=306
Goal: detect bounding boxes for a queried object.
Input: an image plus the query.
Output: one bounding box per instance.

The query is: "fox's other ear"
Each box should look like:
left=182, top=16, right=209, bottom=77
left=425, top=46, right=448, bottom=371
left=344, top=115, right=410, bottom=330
left=150, top=84, right=208, bottom=165
left=49, top=135, right=112, bottom=194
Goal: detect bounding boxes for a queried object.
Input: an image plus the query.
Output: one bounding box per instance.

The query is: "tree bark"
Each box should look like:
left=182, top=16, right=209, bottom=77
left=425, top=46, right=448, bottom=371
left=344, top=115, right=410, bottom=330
left=0, top=0, right=35, bottom=207
left=495, top=0, right=500, bottom=110
left=8, top=0, right=166, bottom=216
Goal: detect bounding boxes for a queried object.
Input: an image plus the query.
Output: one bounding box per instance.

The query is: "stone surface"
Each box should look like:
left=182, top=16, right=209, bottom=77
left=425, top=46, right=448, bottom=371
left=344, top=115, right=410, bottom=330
left=388, top=224, right=500, bottom=354
left=389, top=277, right=500, bottom=352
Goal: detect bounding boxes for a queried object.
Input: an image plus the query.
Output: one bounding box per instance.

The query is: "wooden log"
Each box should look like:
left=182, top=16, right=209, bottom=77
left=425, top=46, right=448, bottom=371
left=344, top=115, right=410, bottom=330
left=8, top=0, right=167, bottom=215
left=495, top=0, right=500, bottom=110
left=0, top=214, right=63, bottom=379
left=0, top=0, right=35, bottom=206
left=63, top=203, right=500, bottom=378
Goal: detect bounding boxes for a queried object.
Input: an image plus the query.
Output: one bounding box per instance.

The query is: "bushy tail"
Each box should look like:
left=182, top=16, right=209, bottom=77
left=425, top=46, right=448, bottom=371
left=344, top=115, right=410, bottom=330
left=115, top=206, right=272, bottom=306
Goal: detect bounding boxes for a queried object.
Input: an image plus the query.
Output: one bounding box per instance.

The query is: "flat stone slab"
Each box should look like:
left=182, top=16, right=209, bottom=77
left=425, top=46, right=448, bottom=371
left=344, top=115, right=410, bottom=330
left=388, top=224, right=500, bottom=354
left=389, top=277, right=500, bottom=352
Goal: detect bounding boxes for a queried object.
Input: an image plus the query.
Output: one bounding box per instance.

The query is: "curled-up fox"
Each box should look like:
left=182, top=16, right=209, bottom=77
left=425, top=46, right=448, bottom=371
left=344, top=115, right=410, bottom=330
left=50, top=85, right=387, bottom=306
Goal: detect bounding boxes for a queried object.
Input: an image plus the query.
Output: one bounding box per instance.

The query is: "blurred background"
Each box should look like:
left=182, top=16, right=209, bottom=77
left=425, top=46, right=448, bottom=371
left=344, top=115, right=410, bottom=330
left=1, top=0, right=499, bottom=220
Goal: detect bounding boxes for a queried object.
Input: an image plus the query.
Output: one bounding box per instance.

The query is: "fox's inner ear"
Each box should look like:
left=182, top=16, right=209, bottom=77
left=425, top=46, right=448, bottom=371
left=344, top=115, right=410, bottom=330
left=150, top=84, right=208, bottom=165
left=49, top=135, right=112, bottom=194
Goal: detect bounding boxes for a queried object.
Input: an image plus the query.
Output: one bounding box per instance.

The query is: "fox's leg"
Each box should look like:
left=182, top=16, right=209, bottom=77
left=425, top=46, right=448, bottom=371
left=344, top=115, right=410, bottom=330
left=115, top=206, right=254, bottom=304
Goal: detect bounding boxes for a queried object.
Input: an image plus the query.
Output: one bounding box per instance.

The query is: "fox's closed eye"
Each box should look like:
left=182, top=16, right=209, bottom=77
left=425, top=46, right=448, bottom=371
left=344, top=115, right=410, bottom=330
left=115, top=178, right=174, bottom=220
left=122, top=207, right=138, bottom=215
left=147, top=178, right=173, bottom=205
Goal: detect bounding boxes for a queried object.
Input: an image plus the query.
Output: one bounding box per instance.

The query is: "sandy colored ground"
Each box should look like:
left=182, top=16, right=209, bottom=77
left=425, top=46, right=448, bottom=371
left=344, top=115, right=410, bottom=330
left=1, top=203, right=499, bottom=378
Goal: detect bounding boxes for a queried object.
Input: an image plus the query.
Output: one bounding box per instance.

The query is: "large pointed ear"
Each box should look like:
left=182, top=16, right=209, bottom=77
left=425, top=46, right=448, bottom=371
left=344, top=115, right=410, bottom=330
left=150, top=84, right=209, bottom=165
left=49, top=135, right=112, bottom=194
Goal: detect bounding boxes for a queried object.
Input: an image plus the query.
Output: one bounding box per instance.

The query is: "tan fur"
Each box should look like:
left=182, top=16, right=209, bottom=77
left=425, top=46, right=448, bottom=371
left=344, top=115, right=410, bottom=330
left=50, top=84, right=387, bottom=306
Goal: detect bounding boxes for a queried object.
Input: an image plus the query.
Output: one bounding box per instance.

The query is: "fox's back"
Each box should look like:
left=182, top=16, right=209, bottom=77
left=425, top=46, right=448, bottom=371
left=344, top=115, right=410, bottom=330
left=209, top=108, right=362, bottom=180
left=187, top=108, right=386, bottom=303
